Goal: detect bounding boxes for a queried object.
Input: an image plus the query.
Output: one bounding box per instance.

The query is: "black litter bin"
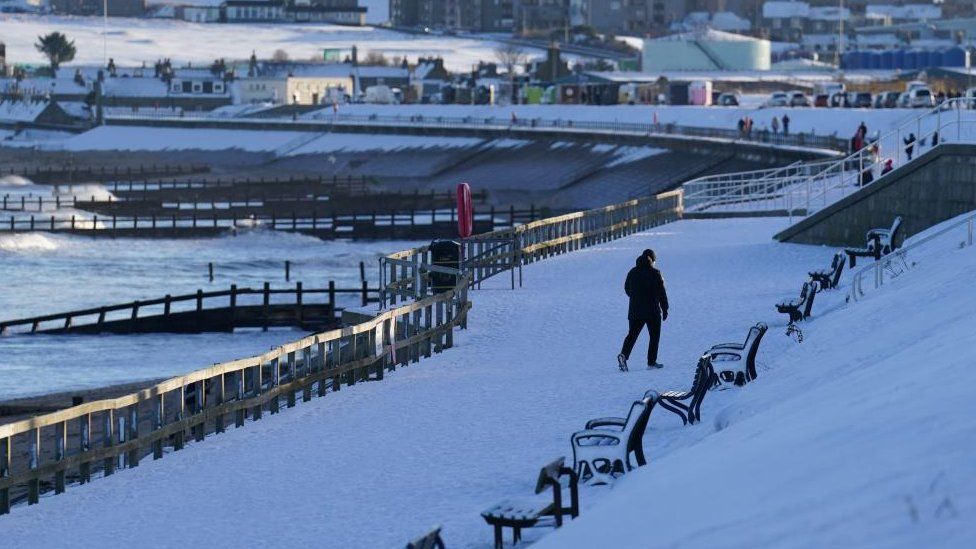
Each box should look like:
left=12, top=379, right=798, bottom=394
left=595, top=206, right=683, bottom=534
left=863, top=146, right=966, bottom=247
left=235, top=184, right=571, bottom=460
left=429, top=239, right=460, bottom=293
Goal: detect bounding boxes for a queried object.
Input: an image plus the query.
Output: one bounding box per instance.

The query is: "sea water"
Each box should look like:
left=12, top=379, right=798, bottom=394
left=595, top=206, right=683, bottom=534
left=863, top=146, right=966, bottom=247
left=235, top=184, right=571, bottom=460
left=0, top=180, right=420, bottom=399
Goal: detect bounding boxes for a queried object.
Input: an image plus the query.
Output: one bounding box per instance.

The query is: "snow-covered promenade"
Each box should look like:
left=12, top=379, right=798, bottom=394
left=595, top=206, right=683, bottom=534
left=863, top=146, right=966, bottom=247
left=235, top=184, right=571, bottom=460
left=1, top=218, right=841, bottom=547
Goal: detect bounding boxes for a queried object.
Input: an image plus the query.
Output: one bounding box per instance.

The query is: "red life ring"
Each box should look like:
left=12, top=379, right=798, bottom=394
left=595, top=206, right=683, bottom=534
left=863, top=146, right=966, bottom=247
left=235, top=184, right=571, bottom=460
left=457, top=182, right=473, bottom=238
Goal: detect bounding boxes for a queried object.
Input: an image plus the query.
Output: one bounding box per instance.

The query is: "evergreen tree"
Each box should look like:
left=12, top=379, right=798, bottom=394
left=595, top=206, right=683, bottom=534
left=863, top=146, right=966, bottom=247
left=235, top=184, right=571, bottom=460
left=35, top=32, right=76, bottom=72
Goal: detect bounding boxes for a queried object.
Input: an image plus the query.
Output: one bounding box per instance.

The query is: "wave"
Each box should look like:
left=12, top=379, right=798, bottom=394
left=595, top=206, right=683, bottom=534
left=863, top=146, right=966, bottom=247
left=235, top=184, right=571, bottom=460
left=0, top=233, right=61, bottom=253
left=0, top=175, right=38, bottom=188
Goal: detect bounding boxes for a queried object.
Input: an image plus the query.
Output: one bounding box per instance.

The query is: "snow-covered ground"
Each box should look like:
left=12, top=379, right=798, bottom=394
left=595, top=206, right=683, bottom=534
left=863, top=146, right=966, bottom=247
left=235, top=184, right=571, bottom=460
left=0, top=14, right=530, bottom=72
left=0, top=217, right=842, bottom=546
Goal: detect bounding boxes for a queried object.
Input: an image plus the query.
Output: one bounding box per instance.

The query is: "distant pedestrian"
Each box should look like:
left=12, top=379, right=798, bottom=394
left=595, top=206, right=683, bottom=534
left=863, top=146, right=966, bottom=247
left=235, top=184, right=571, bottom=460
left=859, top=165, right=874, bottom=186
left=904, top=133, right=916, bottom=160
left=737, top=117, right=745, bottom=136
left=881, top=158, right=894, bottom=175
left=782, top=114, right=790, bottom=135
left=932, top=131, right=939, bottom=147
left=771, top=116, right=780, bottom=134
left=617, top=249, right=669, bottom=372
left=858, top=121, right=868, bottom=140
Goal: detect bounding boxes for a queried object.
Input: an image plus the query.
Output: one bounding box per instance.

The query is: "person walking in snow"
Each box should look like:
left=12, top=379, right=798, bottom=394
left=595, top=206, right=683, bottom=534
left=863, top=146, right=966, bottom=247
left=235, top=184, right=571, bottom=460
left=782, top=114, right=790, bottom=135
left=771, top=116, right=780, bottom=134
left=618, top=249, right=669, bottom=371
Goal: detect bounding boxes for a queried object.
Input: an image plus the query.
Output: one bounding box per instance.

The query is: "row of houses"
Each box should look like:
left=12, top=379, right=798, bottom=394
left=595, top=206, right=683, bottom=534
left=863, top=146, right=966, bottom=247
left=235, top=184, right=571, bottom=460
left=29, top=0, right=368, bottom=25
left=181, top=0, right=366, bottom=25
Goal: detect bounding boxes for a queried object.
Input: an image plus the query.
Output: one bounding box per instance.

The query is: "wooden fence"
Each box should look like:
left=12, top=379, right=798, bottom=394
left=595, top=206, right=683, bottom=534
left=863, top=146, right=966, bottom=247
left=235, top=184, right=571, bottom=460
left=0, top=276, right=471, bottom=514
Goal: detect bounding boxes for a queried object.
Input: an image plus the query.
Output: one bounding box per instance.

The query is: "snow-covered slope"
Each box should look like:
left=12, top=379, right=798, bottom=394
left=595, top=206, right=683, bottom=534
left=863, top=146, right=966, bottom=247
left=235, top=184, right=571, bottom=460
left=2, top=216, right=973, bottom=547
left=538, top=218, right=976, bottom=548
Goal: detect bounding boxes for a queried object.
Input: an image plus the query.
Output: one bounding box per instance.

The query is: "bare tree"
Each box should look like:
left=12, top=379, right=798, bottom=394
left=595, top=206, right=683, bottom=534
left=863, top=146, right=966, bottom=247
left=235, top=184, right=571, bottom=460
left=495, top=43, right=528, bottom=105
left=272, top=49, right=289, bottom=63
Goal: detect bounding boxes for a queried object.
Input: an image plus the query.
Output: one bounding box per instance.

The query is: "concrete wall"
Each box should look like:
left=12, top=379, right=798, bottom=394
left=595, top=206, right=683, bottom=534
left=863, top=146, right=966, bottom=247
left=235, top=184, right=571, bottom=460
left=775, top=143, right=976, bottom=247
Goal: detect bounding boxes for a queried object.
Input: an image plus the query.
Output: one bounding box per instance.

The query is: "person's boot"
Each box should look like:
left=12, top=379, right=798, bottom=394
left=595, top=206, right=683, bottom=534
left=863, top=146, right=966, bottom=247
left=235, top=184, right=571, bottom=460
left=647, top=362, right=664, bottom=369
left=617, top=354, right=628, bottom=372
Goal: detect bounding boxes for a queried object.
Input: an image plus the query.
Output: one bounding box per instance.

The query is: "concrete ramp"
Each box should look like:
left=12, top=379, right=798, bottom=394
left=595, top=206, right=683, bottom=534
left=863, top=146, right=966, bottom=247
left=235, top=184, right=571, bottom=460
left=775, top=143, right=976, bottom=246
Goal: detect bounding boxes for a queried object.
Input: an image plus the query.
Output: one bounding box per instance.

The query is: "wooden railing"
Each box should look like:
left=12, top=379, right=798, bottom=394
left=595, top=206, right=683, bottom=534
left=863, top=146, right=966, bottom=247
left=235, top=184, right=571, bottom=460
left=3, top=163, right=208, bottom=183
left=0, top=275, right=471, bottom=514
left=380, top=190, right=683, bottom=306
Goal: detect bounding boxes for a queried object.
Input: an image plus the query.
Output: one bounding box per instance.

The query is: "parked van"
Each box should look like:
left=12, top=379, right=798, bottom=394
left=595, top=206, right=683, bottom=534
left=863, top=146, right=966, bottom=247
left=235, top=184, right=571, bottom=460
left=907, top=87, right=934, bottom=108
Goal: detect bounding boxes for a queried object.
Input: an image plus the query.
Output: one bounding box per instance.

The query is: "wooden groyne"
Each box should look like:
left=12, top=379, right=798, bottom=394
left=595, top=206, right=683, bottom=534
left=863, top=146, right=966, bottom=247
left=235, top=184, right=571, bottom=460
left=0, top=206, right=552, bottom=240
left=0, top=283, right=378, bottom=336
left=2, top=164, right=209, bottom=185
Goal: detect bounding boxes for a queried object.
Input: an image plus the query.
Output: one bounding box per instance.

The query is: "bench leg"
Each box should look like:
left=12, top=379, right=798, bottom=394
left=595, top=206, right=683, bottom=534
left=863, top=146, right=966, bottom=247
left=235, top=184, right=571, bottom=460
left=494, top=524, right=503, bottom=549
left=514, top=527, right=521, bottom=544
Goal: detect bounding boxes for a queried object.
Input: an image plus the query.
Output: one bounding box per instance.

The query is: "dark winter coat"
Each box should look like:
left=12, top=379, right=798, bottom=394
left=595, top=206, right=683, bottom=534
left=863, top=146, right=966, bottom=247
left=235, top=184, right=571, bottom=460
left=625, top=257, right=669, bottom=320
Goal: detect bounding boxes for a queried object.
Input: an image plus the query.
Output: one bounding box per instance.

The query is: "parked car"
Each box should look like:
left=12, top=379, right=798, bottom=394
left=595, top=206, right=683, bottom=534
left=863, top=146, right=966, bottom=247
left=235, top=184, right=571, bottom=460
left=829, top=92, right=850, bottom=108
left=716, top=92, right=740, bottom=106
left=788, top=91, right=810, bottom=107
left=966, top=87, right=976, bottom=108
left=765, top=91, right=789, bottom=107
left=907, top=87, right=934, bottom=108
left=874, top=92, right=901, bottom=109
left=848, top=92, right=873, bottom=108
left=814, top=93, right=829, bottom=107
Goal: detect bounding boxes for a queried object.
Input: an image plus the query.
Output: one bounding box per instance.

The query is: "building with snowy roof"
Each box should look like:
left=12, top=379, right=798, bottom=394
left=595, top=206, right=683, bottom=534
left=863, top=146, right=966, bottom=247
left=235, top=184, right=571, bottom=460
left=642, top=30, right=771, bottom=72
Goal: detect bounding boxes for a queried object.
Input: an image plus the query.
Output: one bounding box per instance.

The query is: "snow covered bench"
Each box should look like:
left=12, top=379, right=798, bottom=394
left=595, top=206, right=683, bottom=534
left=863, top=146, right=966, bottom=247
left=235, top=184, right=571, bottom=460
left=809, top=252, right=846, bottom=290
left=571, top=393, right=656, bottom=484
left=845, top=216, right=903, bottom=268
left=656, top=354, right=717, bottom=425
left=481, top=457, right=579, bottom=549
left=405, top=526, right=445, bottom=549
left=776, top=281, right=819, bottom=324
left=709, top=322, right=768, bottom=387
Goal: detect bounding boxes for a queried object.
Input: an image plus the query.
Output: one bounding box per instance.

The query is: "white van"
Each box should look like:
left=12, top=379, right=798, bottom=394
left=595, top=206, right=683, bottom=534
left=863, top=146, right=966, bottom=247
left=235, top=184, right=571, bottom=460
left=907, top=87, right=934, bottom=108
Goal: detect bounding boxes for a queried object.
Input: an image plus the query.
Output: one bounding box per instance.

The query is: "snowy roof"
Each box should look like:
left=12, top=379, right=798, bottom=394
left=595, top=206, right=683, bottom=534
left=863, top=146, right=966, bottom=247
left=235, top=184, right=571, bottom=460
left=809, top=6, right=851, bottom=21
left=355, top=66, right=409, bottom=78
left=101, top=78, right=171, bottom=98
left=763, top=1, right=810, bottom=19
left=0, top=99, right=49, bottom=122
left=711, top=12, right=752, bottom=32
left=652, top=29, right=762, bottom=43
left=0, top=77, right=90, bottom=96
left=866, top=4, right=942, bottom=21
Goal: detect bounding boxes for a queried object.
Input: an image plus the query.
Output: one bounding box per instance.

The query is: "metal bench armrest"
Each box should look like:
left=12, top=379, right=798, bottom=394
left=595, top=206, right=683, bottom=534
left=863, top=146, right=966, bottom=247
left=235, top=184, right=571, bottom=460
left=585, top=417, right=626, bottom=429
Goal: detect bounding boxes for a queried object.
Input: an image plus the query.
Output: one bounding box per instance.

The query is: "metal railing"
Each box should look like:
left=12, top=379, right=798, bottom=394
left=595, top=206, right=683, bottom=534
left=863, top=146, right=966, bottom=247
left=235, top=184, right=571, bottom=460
left=104, top=111, right=850, bottom=152
left=848, top=212, right=975, bottom=303
left=683, top=159, right=837, bottom=213
left=683, top=98, right=976, bottom=218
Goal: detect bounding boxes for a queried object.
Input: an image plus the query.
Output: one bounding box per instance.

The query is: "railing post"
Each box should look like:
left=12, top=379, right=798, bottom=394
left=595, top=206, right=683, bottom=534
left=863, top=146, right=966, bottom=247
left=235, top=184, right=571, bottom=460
left=0, top=436, right=10, bottom=514
left=27, top=428, right=39, bottom=505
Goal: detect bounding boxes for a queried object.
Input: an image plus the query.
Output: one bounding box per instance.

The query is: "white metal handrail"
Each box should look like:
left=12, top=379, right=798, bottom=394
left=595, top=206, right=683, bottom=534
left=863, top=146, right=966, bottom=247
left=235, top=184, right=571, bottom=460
left=685, top=98, right=976, bottom=217
left=848, top=212, right=975, bottom=303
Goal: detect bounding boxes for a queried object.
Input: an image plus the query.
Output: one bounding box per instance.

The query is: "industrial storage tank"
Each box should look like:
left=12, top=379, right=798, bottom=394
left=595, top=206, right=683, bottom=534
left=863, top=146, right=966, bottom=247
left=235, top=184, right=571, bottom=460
left=881, top=50, right=895, bottom=70
left=869, top=52, right=882, bottom=69
left=929, top=50, right=945, bottom=67
left=842, top=51, right=858, bottom=70
left=904, top=50, right=919, bottom=70
left=944, top=46, right=967, bottom=67
left=642, top=29, right=771, bottom=71
left=917, top=50, right=933, bottom=69
left=894, top=49, right=906, bottom=69
left=857, top=50, right=872, bottom=69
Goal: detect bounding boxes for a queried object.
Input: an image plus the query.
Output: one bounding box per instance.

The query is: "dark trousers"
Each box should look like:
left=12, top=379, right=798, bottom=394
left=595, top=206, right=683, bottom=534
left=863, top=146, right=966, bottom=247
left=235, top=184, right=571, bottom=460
left=620, top=316, right=661, bottom=365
